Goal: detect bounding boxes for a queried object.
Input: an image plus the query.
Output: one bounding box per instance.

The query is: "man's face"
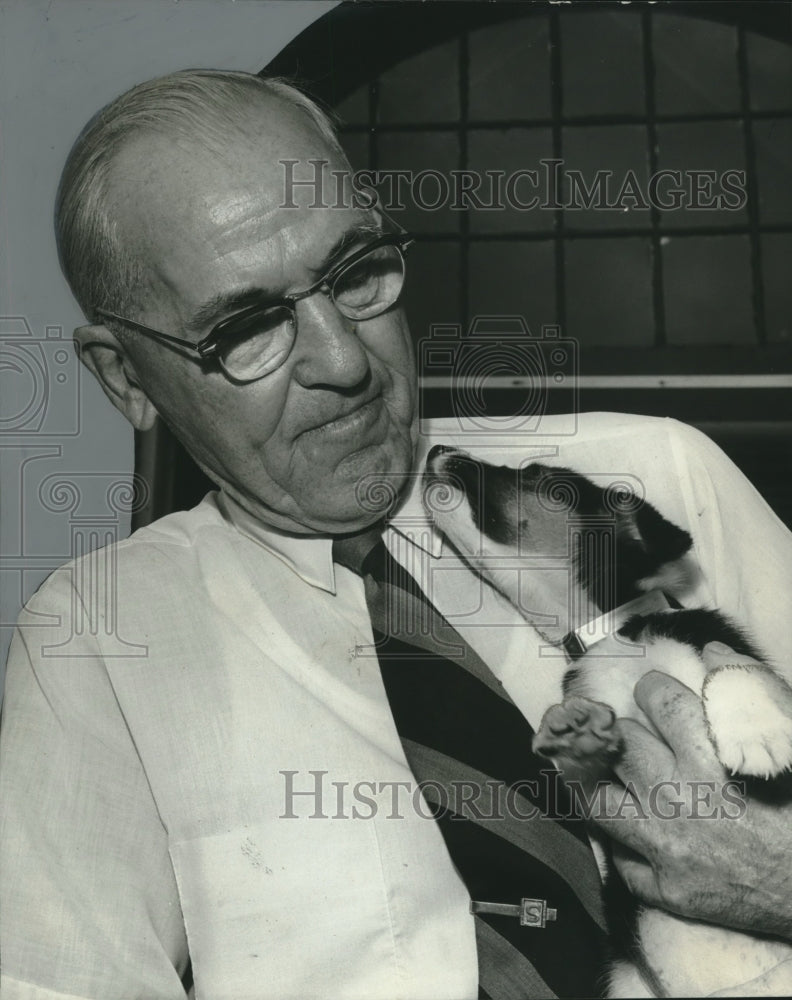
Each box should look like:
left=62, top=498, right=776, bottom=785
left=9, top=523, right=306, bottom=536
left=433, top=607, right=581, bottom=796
left=105, top=100, right=417, bottom=534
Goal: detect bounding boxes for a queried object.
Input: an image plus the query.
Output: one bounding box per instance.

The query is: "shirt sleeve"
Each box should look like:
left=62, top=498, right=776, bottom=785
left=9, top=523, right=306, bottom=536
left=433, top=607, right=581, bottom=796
left=0, top=570, right=190, bottom=1000
left=666, top=418, right=792, bottom=670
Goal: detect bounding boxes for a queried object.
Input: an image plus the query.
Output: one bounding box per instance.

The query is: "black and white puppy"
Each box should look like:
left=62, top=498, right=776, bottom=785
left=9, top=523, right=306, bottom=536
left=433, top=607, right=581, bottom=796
left=423, top=444, right=792, bottom=999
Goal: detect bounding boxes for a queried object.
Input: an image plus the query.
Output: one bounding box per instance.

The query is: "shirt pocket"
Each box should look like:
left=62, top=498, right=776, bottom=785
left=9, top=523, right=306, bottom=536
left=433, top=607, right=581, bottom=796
left=169, top=816, right=400, bottom=1000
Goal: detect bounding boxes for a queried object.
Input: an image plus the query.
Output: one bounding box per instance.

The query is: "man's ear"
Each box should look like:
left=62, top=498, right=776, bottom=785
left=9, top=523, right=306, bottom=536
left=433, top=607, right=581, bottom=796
left=73, top=324, right=159, bottom=431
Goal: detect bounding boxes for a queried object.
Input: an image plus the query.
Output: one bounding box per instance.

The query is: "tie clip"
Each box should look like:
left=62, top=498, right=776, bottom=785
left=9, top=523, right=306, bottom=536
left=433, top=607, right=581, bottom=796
left=470, top=898, right=557, bottom=928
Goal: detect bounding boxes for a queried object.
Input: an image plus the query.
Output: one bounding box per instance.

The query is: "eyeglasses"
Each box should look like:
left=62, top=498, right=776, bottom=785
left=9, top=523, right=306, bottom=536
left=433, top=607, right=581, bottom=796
left=94, top=231, right=414, bottom=384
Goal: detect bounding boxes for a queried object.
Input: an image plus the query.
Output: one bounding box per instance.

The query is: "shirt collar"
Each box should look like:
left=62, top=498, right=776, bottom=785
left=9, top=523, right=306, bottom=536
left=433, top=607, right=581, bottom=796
left=215, top=491, right=338, bottom=593
left=215, top=439, right=443, bottom=594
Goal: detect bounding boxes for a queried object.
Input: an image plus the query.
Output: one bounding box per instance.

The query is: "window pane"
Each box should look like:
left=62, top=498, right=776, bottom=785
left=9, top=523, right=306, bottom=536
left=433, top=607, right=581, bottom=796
left=336, top=85, right=369, bottom=126
left=468, top=127, right=553, bottom=233
left=748, top=33, right=792, bottom=112
left=655, top=121, right=747, bottom=230
left=762, top=233, right=792, bottom=344
left=662, top=236, right=754, bottom=345
left=754, top=117, right=792, bottom=225
left=468, top=241, right=556, bottom=333
left=653, top=14, right=740, bottom=114
left=378, top=38, right=460, bottom=124
left=561, top=125, right=650, bottom=230
left=377, top=131, right=460, bottom=234
left=404, top=241, right=461, bottom=350
left=562, top=10, right=645, bottom=117
left=468, top=15, right=551, bottom=121
left=565, top=238, right=654, bottom=346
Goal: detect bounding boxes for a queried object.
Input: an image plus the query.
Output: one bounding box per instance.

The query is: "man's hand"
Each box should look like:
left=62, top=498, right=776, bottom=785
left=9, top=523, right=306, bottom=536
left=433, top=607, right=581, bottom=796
left=587, top=646, right=792, bottom=941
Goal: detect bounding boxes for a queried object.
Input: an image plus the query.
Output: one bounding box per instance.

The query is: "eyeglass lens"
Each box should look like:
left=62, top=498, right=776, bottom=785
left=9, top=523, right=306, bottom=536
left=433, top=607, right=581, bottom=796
left=218, top=243, right=406, bottom=383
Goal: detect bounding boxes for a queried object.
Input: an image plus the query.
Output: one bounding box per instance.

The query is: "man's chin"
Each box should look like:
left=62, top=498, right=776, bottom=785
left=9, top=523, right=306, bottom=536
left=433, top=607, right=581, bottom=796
left=212, top=427, right=416, bottom=535
left=298, top=442, right=414, bottom=533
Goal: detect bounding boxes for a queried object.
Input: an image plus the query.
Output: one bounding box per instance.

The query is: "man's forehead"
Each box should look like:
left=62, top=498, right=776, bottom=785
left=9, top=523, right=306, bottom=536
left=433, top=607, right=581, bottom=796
left=105, top=120, right=364, bottom=318
left=107, top=112, right=347, bottom=231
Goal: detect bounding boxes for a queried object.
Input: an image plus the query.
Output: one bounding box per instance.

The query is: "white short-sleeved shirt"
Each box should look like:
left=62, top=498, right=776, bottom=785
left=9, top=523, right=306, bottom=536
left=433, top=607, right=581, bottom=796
left=2, top=414, right=792, bottom=1000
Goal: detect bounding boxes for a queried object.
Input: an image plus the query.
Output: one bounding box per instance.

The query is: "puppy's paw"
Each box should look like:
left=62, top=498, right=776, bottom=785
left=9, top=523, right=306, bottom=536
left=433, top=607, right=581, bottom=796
left=533, top=696, right=620, bottom=768
left=704, top=665, right=792, bottom=779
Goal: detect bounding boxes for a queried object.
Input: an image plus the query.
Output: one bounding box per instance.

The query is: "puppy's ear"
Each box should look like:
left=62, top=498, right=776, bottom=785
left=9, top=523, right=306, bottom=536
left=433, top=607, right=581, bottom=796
left=618, top=501, right=695, bottom=595
left=632, top=502, right=693, bottom=562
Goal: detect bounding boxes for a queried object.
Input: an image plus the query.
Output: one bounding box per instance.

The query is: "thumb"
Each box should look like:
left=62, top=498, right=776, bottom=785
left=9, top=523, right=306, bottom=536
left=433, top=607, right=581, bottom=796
left=707, top=958, right=792, bottom=996
left=611, top=718, right=676, bottom=793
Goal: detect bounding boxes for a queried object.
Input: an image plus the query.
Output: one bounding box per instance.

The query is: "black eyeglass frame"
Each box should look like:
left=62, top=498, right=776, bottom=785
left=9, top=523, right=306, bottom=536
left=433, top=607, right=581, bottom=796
left=94, top=230, right=415, bottom=369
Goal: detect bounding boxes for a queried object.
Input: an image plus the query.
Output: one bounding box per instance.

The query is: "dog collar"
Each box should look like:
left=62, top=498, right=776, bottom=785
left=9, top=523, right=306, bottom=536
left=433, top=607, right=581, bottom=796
left=562, top=590, right=679, bottom=660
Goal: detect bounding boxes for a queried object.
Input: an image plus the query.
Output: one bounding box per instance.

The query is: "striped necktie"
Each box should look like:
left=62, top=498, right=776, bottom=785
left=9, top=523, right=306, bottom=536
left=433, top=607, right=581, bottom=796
left=333, top=528, right=607, bottom=1000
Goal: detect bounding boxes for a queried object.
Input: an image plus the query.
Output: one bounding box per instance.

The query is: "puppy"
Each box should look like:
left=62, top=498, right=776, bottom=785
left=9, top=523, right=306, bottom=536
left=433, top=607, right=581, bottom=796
left=423, top=444, right=792, bottom=998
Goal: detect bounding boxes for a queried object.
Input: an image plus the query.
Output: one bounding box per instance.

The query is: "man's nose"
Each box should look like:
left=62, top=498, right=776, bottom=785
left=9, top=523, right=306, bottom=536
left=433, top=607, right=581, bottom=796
left=289, top=293, right=371, bottom=388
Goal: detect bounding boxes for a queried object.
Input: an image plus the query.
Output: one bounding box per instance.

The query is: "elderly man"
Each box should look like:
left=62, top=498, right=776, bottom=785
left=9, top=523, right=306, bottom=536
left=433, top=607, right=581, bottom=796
left=2, top=69, right=792, bottom=1000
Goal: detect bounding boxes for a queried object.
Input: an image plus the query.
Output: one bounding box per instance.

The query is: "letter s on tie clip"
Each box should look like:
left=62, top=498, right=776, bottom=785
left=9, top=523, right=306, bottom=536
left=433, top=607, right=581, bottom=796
left=469, top=898, right=558, bottom=928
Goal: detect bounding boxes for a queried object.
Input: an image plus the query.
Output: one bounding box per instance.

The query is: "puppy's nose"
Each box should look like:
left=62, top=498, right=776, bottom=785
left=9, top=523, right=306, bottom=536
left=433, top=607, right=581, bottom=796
left=428, top=444, right=453, bottom=461
left=426, top=444, right=456, bottom=475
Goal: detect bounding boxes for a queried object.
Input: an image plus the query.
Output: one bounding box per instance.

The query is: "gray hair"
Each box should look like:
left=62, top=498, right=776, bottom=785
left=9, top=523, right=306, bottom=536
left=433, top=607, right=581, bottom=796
left=55, top=69, right=344, bottom=325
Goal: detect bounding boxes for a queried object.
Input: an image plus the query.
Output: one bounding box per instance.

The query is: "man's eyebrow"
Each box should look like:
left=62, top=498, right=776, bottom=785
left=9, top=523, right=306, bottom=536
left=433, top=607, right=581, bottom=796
left=185, top=288, right=271, bottom=337
left=185, top=220, right=383, bottom=336
left=308, top=220, right=383, bottom=277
